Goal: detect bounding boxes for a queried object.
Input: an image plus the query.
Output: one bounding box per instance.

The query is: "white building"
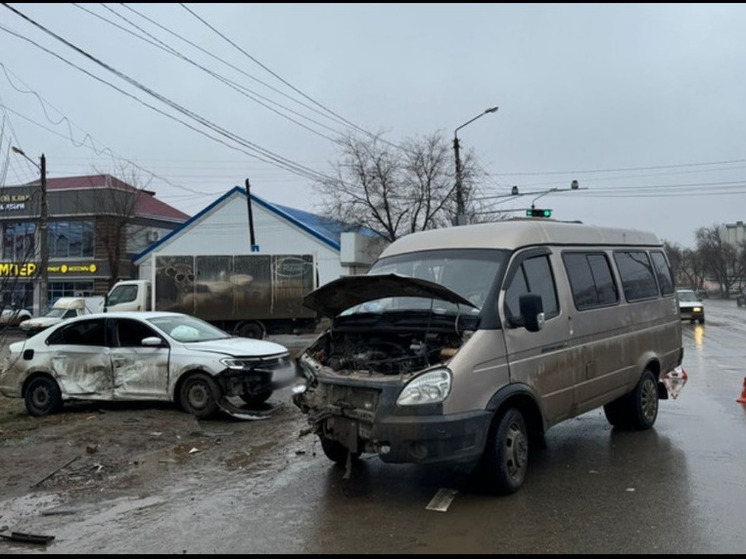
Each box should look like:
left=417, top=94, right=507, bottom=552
left=721, top=221, right=746, bottom=247
left=133, top=186, right=387, bottom=286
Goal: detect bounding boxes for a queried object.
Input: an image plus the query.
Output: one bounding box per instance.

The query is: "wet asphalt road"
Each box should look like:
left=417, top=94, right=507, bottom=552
left=2, top=300, right=746, bottom=553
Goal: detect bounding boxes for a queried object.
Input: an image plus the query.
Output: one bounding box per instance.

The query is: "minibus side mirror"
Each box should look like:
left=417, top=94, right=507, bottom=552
left=519, top=293, right=545, bottom=332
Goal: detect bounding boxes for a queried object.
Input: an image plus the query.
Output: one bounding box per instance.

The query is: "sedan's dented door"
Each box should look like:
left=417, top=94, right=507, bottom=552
left=109, top=318, right=170, bottom=399
left=47, top=318, right=113, bottom=396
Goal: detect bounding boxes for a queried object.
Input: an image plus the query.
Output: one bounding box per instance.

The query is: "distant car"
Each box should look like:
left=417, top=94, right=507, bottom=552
left=737, top=290, right=746, bottom=307
left=0, top=306, right=32, bottom=327
left=19, top=307, right=80, bottom=337
left=0, top=311, right=298, bottom=418
left=676, top=289, right=705, bottom=324
left=19, top=296, right=103, bottom=337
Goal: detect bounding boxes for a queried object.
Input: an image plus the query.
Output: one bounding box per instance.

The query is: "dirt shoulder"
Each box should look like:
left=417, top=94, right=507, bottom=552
left=0, top=390, right=313, bottom=500
left=0, top=331, right=317, bottom=529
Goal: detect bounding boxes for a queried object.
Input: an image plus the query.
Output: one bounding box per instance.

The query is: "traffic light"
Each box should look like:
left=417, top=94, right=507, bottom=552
left=526, top=208, right=552, bottom=218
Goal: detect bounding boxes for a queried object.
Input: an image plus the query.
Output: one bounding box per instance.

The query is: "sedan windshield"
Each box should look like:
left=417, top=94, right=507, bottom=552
left=148, top=315, right=231, bottom=342
left=345, top=248, right=507, bottom=316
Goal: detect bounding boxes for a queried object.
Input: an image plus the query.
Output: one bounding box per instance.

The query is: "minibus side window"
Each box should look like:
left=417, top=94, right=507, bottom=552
left=563, top=252, right=619, bottom=309
left=504, top=255, right=559, bottom=323
left=650, top=250, right=675, bottom=295
left=613, top=250, right=659, bottom=301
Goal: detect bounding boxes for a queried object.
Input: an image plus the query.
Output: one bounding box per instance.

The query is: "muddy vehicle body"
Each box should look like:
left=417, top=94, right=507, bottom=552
left=293, top=219, right=684, bottom=495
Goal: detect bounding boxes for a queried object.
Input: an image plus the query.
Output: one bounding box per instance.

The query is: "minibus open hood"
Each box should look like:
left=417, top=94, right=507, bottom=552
left=302, top=273, right=478, bottom=318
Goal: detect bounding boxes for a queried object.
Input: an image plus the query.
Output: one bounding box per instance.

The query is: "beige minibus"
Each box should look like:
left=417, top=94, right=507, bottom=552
left=293, top=218, right=684, bottom=495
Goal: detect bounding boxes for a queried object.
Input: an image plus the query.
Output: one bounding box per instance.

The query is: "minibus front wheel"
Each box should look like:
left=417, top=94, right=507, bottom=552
left=477, top=407, right=529, bottom=496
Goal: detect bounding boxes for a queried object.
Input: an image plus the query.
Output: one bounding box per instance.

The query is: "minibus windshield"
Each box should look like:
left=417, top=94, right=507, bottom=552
left=342, top=248, right=507, bottom=315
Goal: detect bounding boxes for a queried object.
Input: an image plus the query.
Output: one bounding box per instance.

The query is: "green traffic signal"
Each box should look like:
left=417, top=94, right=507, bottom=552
left=526, top=208, right=552, bottom=218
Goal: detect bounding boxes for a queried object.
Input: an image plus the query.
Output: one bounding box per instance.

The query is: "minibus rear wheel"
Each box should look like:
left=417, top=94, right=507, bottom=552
left=603, top=369, right=659, bottom=430
left=478, top=407, right=529, bottom=495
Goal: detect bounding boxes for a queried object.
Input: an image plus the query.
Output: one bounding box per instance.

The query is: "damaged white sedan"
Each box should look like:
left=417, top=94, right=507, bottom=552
left=0, top=311, right=297, bottom=419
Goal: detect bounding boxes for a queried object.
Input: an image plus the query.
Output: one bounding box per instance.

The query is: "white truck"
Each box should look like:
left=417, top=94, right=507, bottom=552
left=104, top=253, right=319, bottom=339
left=19, top=296, right=105, bottom=337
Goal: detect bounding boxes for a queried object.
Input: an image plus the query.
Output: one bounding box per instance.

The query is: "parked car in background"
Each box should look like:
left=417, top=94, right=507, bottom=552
left=737, top=290, right=746, bottom=307
left=677, top=289, right=705, bottom=324
left=0, top=305, right=32, bottom=327
left=19, top=296, right=103, bottom=337
left=0, top=311, right=297, bottom=419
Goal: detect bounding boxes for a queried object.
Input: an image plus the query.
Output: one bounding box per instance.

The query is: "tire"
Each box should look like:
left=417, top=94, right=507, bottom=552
left=24, top=376, right=63, bottom=417
left=603, top=369, right=659, bottom=431
left=239, top=390, right=273, bottom=407
left=237, top=322, right=264, bottom=340
left=478, top=407, right=529, bottom=495
left=179, top=373, right=221, bottom=419
left=320, top=437, right=360, bottom=465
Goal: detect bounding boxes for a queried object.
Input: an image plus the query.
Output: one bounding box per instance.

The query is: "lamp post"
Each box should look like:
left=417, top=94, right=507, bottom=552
left=453, top=106, right=498, bottom=226
left=11, top=147, right=48, bottom=314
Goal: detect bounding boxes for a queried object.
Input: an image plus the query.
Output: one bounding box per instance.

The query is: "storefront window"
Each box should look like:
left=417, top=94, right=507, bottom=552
left=49, top=221, right=94, bottom=258
left=2, top=222, right=36, bottom=261
left=48, top=281, right=95, bottom=302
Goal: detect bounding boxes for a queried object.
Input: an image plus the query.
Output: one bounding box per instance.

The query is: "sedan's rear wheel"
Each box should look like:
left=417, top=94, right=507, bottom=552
left=24, top=376, right=63, bottom=417
left=179, top=373, right=221, bottom=419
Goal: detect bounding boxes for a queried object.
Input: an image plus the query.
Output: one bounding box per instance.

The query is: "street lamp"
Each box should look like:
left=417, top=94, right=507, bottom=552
left=453, top=105, right=498, bottom=226
left=11, top=146, right=48, bottom=314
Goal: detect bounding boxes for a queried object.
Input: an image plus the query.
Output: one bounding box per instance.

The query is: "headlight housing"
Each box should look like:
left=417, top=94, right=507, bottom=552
left=220, top=358, right=258, bottom=370
left=396, top=368, right=452, bottom=406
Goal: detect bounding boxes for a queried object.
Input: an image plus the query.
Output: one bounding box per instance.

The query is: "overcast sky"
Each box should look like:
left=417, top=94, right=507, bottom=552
left=2, top=3, right=746, bottom=248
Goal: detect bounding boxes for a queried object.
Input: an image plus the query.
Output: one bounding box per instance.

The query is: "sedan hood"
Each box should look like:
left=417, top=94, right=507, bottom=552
left=303, top=273, right=478, bottom=318
left=182, top=337, right=289, bottom=357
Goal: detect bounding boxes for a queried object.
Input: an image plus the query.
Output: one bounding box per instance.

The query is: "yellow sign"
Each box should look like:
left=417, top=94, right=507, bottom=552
left=47, top=264, right=98, bottom=274
left=0, top=262, right=37, bottom=276
left=0, top=262, right=98, bottom=276
left=0, top=194, right=31, bottom=202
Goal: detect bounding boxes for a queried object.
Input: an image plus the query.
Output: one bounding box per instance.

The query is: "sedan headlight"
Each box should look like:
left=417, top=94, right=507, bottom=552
left=396, top=368, right=452, bottom=406
left=220, top=358, right=256, bottom=370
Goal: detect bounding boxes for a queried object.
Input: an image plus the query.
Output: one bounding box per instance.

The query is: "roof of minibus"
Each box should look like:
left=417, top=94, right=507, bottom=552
left=380, top=218, right=662, bottom=257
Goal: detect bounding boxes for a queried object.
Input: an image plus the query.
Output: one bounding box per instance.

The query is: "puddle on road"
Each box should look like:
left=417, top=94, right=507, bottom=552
left=224, top=442, right=275, bottom=470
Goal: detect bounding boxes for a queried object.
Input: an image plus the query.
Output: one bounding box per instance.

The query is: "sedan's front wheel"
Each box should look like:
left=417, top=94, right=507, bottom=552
left=179, top=373, right=221, bottom=419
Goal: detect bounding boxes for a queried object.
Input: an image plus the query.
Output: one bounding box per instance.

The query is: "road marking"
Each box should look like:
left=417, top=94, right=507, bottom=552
left=426, top=488, right=458, bottom=512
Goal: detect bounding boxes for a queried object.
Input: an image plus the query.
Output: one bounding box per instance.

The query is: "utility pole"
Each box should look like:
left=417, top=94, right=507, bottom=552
left=12, top=147, right=49, bottom=313
left=453, top=135, right=465, bottom=226
left=453, top=106, right=498, bottom=226
left=40, top=153, right=48, bottom=312
left=245, top=178, right=259, bottom=252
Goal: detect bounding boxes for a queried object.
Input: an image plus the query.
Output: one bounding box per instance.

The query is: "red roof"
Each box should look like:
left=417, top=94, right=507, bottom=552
left=41, top=174, right=190, bottom=222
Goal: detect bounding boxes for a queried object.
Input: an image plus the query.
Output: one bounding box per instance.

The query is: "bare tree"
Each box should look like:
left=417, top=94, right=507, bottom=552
left=695, top=223, right=746, bottom=297
left=90, top=165, right=152, bottom=289
left=313, top=130, right=492, bottom=242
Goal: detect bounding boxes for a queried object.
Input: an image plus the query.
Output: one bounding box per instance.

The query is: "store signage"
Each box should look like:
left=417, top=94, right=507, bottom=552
left=0, top=194, right=31, bottom=211
left=0, top=262, right=98, bottom=276
left=0, top=262, right=37, bottom=276
left=48, top=264, right=98, bottom=274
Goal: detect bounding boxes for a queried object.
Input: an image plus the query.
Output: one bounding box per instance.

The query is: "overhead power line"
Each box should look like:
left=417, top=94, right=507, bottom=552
left=0, top=4, right=335, bottom=184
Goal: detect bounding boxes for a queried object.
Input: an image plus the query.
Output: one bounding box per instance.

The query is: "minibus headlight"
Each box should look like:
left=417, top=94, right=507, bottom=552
left=396, top=369, right=452, bottom=406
